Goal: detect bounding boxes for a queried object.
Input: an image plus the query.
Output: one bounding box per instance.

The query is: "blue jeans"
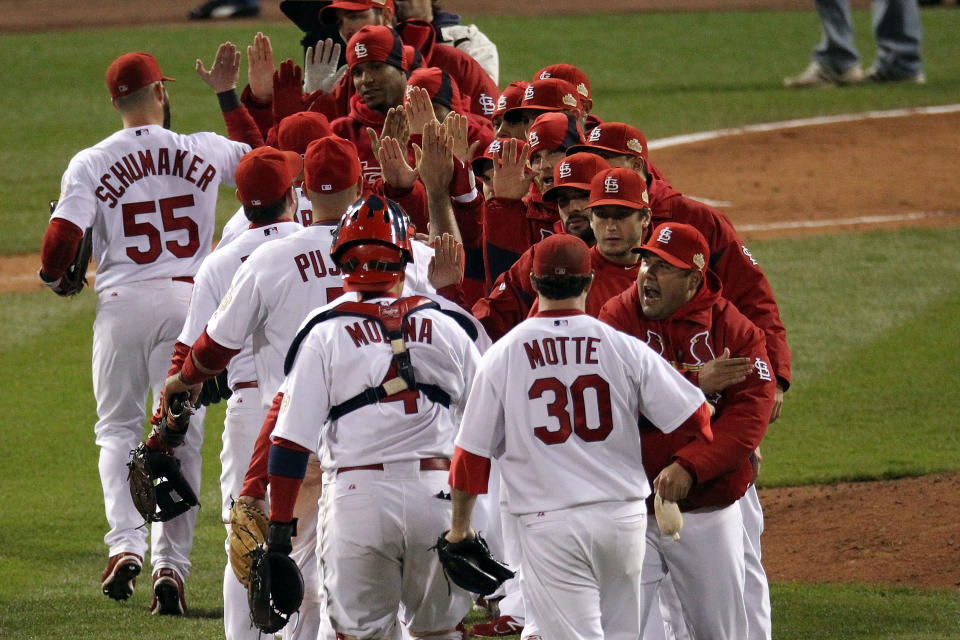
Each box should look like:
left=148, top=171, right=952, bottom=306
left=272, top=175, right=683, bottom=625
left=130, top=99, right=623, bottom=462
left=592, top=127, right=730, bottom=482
left=813, top=0, right=923, bottom=76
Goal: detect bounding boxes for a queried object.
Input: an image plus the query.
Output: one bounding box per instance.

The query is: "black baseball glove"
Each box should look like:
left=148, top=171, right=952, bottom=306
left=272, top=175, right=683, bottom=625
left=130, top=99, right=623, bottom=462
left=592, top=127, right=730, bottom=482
left=248, top=521, right=303, bottom=633
left=40, top=200, right=93, bottom=297
left=127, top=443, right=199, bottom=523
left=434, top=532, right=514, bottom=596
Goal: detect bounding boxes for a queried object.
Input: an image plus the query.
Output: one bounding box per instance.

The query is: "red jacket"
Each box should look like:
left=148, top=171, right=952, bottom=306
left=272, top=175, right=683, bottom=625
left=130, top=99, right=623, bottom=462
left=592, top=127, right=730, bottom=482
left=473, top=244, right=638, bottom=341
left=599, top=272, right=775, bottom=511
left=648, top=178, right=791, bottom=389
left=398, top=20, right=499, bottom=121
left=331, top=95, right=389, bottom=188
left=482, top=185, right=560, bottom=289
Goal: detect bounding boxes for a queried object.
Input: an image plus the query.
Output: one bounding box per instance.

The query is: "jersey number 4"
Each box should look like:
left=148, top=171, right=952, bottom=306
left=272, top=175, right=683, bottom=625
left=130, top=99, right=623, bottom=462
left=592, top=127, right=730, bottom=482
left=529, top=374, right=613, bottom=445
left=122, top=195, right=200, bottom=264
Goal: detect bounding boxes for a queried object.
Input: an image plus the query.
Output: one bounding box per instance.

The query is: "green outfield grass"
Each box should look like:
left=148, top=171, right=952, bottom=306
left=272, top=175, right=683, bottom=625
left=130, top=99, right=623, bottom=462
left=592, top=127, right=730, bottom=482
left=2, top=9, right=959, bottom=640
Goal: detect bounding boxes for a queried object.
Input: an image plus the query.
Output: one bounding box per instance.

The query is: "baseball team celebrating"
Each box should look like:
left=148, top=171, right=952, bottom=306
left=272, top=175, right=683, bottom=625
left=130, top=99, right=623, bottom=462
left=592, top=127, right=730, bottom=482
left=38, top=1, right=791, bottom=638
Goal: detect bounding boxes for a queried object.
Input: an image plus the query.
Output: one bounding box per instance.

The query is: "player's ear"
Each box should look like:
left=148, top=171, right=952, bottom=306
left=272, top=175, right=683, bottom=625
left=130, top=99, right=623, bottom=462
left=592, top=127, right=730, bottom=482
left=353, top=176, right=364, bottom=198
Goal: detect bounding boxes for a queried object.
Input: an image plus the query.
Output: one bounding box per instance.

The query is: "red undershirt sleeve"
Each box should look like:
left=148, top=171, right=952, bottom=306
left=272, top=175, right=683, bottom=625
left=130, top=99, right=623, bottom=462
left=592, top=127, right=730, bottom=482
left=449, top=446, right=491, bottom=495
left=180, top=329, right=241, bottom=385
left=241, top=392, right=284, bottom=499
left=40, top=218, right=84, bottom=280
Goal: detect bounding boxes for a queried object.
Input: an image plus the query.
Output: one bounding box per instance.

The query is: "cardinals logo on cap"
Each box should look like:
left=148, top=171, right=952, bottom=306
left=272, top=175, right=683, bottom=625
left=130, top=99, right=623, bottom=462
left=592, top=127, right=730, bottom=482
left=558, top=162, right=572, bottom=179
left=562, top=93, right=578, bottom=108
left=487, top=140, right=502, bottom=154
left=528, top=131, right=540, bottom=148
left=354, top=43, right=368, bottom=57
left=524, top=85, right=535, bottom=100
left=657, top=226, right=673, bottom=243
left=496, top=95, right=507, bottom=110
left=627, top=138, right=644, bottom=154
left=603, top=175, right=619, bottom=193
left=479, top=94, right=495, bottom=115
left=539, top=71, right=552, bottom=80
left=588, top=127, right=602, bottom=142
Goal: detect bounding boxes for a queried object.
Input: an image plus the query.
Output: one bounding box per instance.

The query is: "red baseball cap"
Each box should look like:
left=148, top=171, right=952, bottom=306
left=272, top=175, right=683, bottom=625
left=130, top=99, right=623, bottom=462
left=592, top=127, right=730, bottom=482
left=320, top=0, right=393, bottom=22
left=345, top=25, right=406, bottom=72
left=532, top=234, right=592, bottom=277
left=526, top=112, right=585, bottom=157
left=106, top=52, right=174, bottom=99
left=471, top=137, right=529, bottom=176
left=634, top=222, right=710, bottom=272
left=505, top=78, right=581, bottom=121
left=406, top=67, right=461, bottom=113
left=304, top=136, right=362, bottom=194
left=587, top=167, right=650, bottom=210
left=542, top=152, right=611, bottom=202
left=235, top=147, right=303, bottom=208
left=277, top=112, right=333, bottom=156
left=493, top=81, right=529, bottom=119
left=534, top=63, right=591, bottom=104
left=567, top=122, right=648, bottom=162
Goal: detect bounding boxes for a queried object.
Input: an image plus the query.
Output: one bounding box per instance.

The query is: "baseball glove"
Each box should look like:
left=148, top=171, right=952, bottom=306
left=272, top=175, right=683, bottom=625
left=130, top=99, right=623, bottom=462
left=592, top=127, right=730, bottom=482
left=41, top=199, right=93, bottom=297
left=228, top=500, right=269, bottom=587
left=247, top=534, right=304, bottom=633
left=434, top=532, right=514, bottom=596
left=127, top=443, right=199, bottom=523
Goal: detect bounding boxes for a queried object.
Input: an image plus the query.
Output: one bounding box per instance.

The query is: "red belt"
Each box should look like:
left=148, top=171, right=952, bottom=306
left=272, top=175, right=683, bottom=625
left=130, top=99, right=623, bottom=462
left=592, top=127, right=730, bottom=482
left=233, top=381, right=259, bottom=391
left=337, top=457, right=451, bottom=475
left=172, top=276, right=194, bottom=284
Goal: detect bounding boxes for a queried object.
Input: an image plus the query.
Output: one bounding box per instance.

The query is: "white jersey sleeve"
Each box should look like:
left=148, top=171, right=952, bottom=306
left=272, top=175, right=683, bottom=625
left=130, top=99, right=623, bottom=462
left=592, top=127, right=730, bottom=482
left=404, top=239, right=436, bottom=295
left=217, top=207, right=248, bottom=248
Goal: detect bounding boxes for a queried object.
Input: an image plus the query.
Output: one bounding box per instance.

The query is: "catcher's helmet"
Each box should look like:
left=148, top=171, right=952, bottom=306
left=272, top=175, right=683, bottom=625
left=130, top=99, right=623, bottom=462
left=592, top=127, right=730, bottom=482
left=331, top=194, right=413, bottom=292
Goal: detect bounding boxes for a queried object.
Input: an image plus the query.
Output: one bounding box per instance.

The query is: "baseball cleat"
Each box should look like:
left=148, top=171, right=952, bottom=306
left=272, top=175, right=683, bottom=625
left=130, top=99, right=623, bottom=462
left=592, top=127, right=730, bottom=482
left=864, top=65, right=926, bottom=85
left=469, top=615, right=524, bottom=637
left=101, top=553, right=142, bottom=601
left=189, top=0, right=260, bottom=19
left=150, top=568, right=187, bottom=615
left=783, top=61, right=865, bottom=88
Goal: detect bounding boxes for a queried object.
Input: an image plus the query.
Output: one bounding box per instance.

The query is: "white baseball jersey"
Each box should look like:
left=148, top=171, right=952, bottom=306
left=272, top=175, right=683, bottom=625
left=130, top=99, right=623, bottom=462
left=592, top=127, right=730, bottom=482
left=218, top=187, right=314, bottom=247
left=51, top=124, right=249, bottom=291
left=205, top=222, right=435, bottom=408
left=177, top=221, right=302, bottom=389
left=272, top=296, right=481, bottom=469
left=456, top=311, right=706, bottom=516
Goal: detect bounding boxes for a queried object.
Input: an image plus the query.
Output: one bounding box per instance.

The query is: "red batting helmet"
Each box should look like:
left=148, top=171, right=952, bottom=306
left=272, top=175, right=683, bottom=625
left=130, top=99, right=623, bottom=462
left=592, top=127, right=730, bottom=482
left=330, top=194, right=413, bottom=292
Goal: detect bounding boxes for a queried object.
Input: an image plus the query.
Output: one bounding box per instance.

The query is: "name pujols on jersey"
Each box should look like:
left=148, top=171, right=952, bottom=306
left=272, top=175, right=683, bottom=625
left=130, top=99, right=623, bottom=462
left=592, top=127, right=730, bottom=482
left=95, top=142, right=219, bottom=207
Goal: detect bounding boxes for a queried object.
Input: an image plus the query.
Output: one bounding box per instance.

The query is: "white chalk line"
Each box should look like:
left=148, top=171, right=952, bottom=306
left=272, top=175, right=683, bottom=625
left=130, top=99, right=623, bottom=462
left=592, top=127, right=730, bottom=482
left=737, top=210, right=960, bottom=232
left=647, top=104, right=960, bottom=151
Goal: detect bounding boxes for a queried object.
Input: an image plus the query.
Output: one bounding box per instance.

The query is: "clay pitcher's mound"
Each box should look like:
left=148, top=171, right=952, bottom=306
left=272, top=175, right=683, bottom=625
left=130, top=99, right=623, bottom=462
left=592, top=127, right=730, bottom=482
left=760, top=473, right=960, bottom=588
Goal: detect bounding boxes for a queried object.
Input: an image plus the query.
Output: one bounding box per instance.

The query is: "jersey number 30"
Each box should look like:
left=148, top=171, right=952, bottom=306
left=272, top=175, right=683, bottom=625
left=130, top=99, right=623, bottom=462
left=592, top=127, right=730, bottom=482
left=529, top=374, right=613, bottom=445
left=122, top=195, right=200, bottom=264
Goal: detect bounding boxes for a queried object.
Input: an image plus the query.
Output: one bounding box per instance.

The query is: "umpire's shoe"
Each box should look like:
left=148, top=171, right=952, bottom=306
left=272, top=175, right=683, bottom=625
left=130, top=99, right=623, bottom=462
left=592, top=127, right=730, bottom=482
left=101, top=553, right=142, bottom=601
left=150, top=568, right=187, bottom=615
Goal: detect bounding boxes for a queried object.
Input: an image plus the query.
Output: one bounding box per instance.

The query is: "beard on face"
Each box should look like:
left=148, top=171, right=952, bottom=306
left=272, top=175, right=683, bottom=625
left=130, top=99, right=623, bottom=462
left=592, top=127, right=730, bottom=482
left=163, top=97, right=171, bottom=130
left=565, top=216, right=596, bottom=245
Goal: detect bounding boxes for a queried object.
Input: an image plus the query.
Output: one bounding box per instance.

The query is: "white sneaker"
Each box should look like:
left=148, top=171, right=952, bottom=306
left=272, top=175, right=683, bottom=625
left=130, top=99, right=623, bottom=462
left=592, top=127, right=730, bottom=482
left=865, top=64, right=926, bottom=84
left=784, top=61, right=865, bottom=88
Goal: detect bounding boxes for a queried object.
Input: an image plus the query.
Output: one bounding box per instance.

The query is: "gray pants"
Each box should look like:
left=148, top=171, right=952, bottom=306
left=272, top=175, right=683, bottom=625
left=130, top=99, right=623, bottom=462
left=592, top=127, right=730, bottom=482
left=813, top=0, right=923, bottom=76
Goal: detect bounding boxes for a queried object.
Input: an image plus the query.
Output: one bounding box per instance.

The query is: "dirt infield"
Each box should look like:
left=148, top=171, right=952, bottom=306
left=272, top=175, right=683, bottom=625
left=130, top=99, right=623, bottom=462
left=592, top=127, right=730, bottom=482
left=5, top=0, right=960, bottom=592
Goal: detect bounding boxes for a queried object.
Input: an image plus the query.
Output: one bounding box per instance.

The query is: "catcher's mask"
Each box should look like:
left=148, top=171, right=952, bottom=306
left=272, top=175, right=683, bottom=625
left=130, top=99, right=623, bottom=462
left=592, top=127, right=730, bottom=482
left=330, top=194, right=413, bottom=293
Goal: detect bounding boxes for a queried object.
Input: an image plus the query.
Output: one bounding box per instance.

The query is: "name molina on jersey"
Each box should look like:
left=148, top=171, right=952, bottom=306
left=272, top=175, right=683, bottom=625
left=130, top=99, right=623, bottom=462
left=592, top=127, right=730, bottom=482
left=96, top=148, right=218, bottom=208
left=345, top=317, right=434, bottom=349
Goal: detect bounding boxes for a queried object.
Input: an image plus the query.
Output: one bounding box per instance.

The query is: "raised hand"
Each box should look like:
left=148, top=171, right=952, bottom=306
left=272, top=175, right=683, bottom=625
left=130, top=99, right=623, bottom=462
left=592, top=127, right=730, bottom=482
left=377, top=135, right=417, bottom=190
left=196, top=41, right=241, bottom=93
left=443, top=111, right=480, bottom=162
left=247, top=32, right=276, bottom=102
left=405, top=86, right=439, bottom=137
left=491, top=137, right=531, bottom=200
left=698, top=347, right=755, bottom=395
left=304, top=38, right=347, bottom=95
left=427, top=233, right=464, bottom=290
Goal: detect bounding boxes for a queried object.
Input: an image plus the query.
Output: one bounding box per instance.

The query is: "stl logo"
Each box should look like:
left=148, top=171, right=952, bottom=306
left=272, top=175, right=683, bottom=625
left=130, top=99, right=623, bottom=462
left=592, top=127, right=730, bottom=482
left=405, top=85, right=415, bottom=99
left=657, top=226, right=673, bottom=244
left=539, top=71, right=552, bottom=79
left=524, top=85, right=535, bottom=101
left=478, top=93, right=495, bottom=115
left=496, top=95, right=507, bottom=111
left=354, top=42, right=368, bottom=57
left=527, top=131, right=540, bottom=148
left=603, top=175, right=619, bottom=193
left=558, top=162, right=572, bottom=179
left=754, top=357, right=773, bottom=381
left=488, top=140, right=501, bottom=154
left=588, top=127, right=602, bottom=142
left=742, top=245, right=759, bottom=266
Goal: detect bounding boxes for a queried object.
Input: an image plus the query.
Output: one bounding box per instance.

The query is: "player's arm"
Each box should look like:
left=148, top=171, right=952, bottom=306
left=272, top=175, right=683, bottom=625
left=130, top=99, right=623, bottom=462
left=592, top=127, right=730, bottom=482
left=39, top=217, right=84, bottom=284
left=446, top=447, right=488, bottom=543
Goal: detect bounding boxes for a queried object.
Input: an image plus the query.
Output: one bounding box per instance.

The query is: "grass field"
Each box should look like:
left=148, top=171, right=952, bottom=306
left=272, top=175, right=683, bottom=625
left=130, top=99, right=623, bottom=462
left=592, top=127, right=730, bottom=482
left=1, top=8, right=959, bottom=639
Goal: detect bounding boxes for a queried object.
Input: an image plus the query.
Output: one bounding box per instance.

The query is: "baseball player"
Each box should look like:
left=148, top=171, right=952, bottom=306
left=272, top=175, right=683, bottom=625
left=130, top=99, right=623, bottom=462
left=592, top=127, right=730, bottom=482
left=445, top=233, right=714, bottom=640
left=255, top=194, right=481, bottom=639
left=38, top=52, right=248, bottom=614
left=599, top=223, right=775, bottom=639
left=168, top=146, right=303, bottom=638
left=490, top=80, right=529, bottom=140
